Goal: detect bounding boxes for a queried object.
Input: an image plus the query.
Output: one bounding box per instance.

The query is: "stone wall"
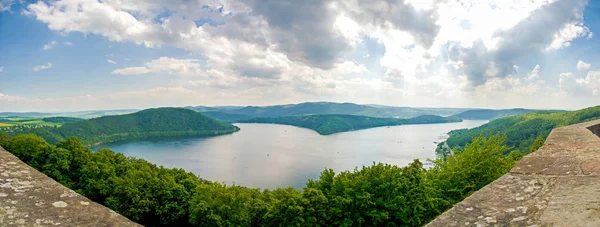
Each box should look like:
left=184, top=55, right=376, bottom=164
left=0, top=146, right=140, bottom=226
left=427, top=119, right=600, bottom=227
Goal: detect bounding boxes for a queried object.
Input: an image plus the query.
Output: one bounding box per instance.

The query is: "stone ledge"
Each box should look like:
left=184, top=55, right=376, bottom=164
left=427, top=119, right=600, bottom=227
left=0, top=146, right=140, bottom=226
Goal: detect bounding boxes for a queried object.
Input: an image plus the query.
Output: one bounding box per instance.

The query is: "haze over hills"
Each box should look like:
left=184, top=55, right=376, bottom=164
left=188, top=102, right=554, bottom=121
left=0, top=109, right=138, bottom=119
left=187, top=102, right=471, bottom=120
left=239, top=114, right=463, bottom=135
left=14, top=108, right=239, bottom=145
left=1, top=102, right=563, bottom=122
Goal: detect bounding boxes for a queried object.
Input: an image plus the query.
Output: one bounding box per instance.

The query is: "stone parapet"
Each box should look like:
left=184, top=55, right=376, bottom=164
left=427, top=119, right=600, bottom=227
left=0, top=146, right=140, bottom=226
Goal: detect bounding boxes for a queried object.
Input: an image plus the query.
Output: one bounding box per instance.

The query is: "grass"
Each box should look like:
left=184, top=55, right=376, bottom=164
left=0, top=123, right=14, bottom=127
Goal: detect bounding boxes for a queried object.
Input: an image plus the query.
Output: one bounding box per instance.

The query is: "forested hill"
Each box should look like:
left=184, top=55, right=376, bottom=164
left=453, top=108, right=564, bottom=120
left=446, top=106, right=600, bottom=153
left=21, top=108, right=239, bottom=145
left=239, top=114, right=462, bottom=135
left=188, top=102, right=471, bottom=120
left=42, top=117, right=85, bottom=124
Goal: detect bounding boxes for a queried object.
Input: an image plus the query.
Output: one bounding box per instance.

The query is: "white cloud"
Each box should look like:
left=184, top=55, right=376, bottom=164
left=560, top=71, right=600, bottom=96
left=0, top=0, right=14, bottom=12
left=577, top=60, right=591, bottom=71
left=13, top=0, right=598, bottom=110
left=43, top=40, right=57, bottom=50
left=0, top=66, right=3, bottom=73
left=547, top=23, right=590, bottom=51
left=32, top=63, right=52, bottom=72
left=111, top=67, right=150, bottom=75
left=113, top=57, right=203, bottom=76
left=107, top=59, right=117, bottom=64
left=528, top=64, right=540, bottom=80
left=63, top=42, right=73, bottom=45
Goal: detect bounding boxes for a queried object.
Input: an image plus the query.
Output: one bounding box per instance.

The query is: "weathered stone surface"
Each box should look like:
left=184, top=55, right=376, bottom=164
left=427, top=119, right=600, bottom=227
left=0, top=147, right=140, bottom=226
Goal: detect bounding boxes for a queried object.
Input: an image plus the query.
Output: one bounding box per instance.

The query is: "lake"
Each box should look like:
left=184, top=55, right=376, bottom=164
left=95, top=120, right=488, bottom=189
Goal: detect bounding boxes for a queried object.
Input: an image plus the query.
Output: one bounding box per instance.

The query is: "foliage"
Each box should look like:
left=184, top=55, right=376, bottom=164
left=446, top=106, right=600, bottom=153
left=239, top=114, right=462, bottom=135
left=453, top=108, right=562, bottom=120
left=0, top=132, right=516, bottom=226
left=429, top=135, right=516, bottom=204
left=13, top=108, right=240, bottom=145
left=529, top=136, right=545, bottom=153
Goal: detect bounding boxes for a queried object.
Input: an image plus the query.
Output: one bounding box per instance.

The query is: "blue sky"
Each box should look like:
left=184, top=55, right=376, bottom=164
left=0, top=0, right=599, bottom=112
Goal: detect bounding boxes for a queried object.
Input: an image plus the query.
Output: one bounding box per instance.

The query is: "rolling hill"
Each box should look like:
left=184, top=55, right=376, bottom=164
left=453, top=108, right=564, bottom=120
left=200, top=111, right=252, bottom=122
left=187, top=102, right=473, bottom=121
left=445, top=106, right=600, bottom=154
left=19, top=108, right=239, bottom=145
left=239, top=114, right=462, bottom=135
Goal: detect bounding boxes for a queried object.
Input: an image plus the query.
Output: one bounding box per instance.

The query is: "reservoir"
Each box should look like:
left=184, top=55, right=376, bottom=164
left=95, top=120, right=488, bottom=189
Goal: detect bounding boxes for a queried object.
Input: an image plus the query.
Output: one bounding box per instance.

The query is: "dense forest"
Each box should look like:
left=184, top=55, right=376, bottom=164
left=42, top=117, right=85, bottom=124
left=238, top=114, right=462, bottom=135
left=445, top=106, right=600, bottom=154
left=452, top=108, right=561, bottom=120
left=13, top=108, right=239, bottom=145
left=0, top=132, right=519, bottom=226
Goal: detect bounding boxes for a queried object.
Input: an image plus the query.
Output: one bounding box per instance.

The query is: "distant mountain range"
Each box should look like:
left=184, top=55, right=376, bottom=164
left=0, top=109, right=138, bottom=119
left=187, top=102, right=472, bottom=121
left=1, top=102, right=563, bottom=122
left=188, top=102, right=562, bottom=122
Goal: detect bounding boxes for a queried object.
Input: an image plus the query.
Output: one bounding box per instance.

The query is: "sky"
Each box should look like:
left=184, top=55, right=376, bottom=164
left=0, top=0, right=599, bottom=112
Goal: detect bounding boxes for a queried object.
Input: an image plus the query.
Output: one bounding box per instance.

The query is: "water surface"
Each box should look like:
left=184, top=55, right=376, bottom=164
left=95, top=120, right=487, bottom=189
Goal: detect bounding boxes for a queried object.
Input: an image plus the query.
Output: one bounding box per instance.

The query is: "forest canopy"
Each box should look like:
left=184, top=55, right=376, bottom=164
left=0, top=133, right=517, bottom=226
left=446, top=106, right=600, bottom=154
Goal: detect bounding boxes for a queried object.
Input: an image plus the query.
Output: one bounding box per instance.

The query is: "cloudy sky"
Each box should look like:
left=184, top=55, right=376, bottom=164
left=0, top=0, right=599, bottom=112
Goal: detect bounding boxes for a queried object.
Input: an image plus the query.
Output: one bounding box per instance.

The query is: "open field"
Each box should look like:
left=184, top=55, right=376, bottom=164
left=0, top=123, right=15, bottom=127
left=0, top=117, right=63, bottom=128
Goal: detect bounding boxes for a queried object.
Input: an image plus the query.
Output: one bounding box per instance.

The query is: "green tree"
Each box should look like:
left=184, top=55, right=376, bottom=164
left=529, top=135, right=545, bottom=153
left=40, top=147, right=72, bottom=184
left=429, top=135, right=516, bottom=205
left=5, top=134, right=52, bottom=169
left=189, top=183, right=268, bottom=227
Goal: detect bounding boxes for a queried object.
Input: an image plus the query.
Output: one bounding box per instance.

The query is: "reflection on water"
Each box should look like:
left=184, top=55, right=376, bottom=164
left=95, top=120, right=487, bottom=189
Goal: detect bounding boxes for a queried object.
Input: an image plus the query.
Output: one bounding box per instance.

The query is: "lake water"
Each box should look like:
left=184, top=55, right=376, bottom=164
left=95, top=120, right=488, bottom=189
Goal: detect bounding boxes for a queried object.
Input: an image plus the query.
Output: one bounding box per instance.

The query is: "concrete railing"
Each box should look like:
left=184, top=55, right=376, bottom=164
left=0, top=146, right=140, bottom=226
left=427, top=119, right=600, bottom=226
